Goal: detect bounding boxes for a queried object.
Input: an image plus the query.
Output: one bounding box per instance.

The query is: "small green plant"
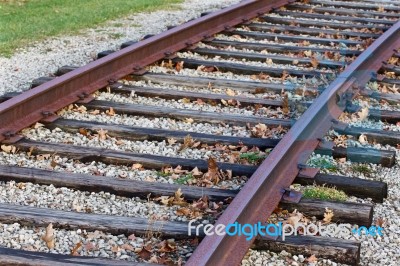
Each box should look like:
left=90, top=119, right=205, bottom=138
left=174, top=174, right=194, bottom=185
left=303, top=185, right=348, bottom=202
left=239, top=152, right=266, bottom=163
left=308, top=157, right=338, bottom=171
left=156, top=171, right=171, bottom=178
left=351, top=164, right=374, bottom=176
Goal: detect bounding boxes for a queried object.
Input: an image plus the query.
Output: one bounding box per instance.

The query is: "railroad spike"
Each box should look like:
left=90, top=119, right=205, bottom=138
left=281, top=189, right=303, bottom=203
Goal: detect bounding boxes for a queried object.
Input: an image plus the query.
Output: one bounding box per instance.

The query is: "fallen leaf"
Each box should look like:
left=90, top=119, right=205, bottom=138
left=137, top=247, right=152, bottom=260
left=306, top=254, right=318, bottom=263
left=89, top=109, right=100, bottom=115
left=42, top=223, right=55, bottom=249
left=121, top=244, right=135, bottom=251
left=34, top=122, right=44, bottom=129
left=281, top=70, right=289, bottom=82
left=159, top=239, right=176, bottom=253
left=179, top=134, right=194, bottom=151
left=224, top=88, right=235, bottom=97
left=131, top=163, right=143, bottom=170
left=281, top=93, right=290, bottom=115
left=175, top=61, right=184, bottom=72
left=292, top=59, right=299, bottom=65
left=376, top=217, right=386, bottom=227
left=184, top=118, right=194, bottom=124
left=78, top=128, right=89, bottom=136
left=323, top=208, right=334, bottom=224
left=286, top=211, right=303, bottom=227
left=1, top=145, right=16, bottom=154
left=71, top=242, right=82, bottom=256
left=203, top=157, right=221, bottom=184
left=106, top=107, right=115, bottom=116
left=310, top=57, right=319, bottom=68
left=266, top=58, right=273, bottom=65
left=167, top=138, right=177, bottom=145
left=97, top=129, right=108, bottom=141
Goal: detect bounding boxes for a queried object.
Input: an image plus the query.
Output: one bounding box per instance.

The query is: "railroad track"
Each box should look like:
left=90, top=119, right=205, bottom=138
left=0, top=0, right=399, bottom=265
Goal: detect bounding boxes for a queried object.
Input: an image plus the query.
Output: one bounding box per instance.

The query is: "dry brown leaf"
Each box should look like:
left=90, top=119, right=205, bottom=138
left=97, top=129, right=108, bottom=141
left=132, top=163, right=143, bottom=170
left=251, top=123, right=271, bottom=138
left=179, top=134, right=194, bottom=151
left=42, top=223, right=55, bottom=249
left=377, top=6, right=384, bottom=12
left=78, top=128, right=89, bottom=136
left=71, top=242, right=82, bottom=256
left=226, top=88, right=235, bottom=96
left=75, top=105, right=87, bottom=113
left=304, top=50, right=313, bottom=57
left=167, top=138, right=177, bottom=145
left=198, top=65, right=218, bottom=72
left=137, top=247, right=152, bottom=260
left=376, top=217, right=386, bottom=227
left=121, top=244, right=135, bottom=251
left=286, top=211, right=303, bottom=227
left=89, top=109, right=100, bottom=115
left=282, top=93, right=290, bottom=115
left=191, top=167, right=203, bottom=178
left=306, top=254, right=318, bottom=263
left=36, top=154, right=51, bottom=160
left=1, top=145, right=16, bottom=154
left=310, top=57, right=319, bottom=68
left=281, top=70, right=289, bottom=82
left=162, top=59, right=174, bottom=69
left=34, top=122, right=44, bottom=129
left=323, top=208, right=334, bottom=224
left=292, top=59, right=299, bottom=65
left=106, top=107, right=115, bottom=116
left=203, top=157, right=221, bottom=184
left=175, top=61, right=184, bottom=72
left=159, top=240, right=176, bottom=253
left=184, top=118, right=194, bottom=124
left=266, top=58, right=273, bottom=65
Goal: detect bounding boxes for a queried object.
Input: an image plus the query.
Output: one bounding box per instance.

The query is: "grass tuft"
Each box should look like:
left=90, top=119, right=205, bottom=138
left=308, top=157, right=338, bottom=171
left=239, top=152, right=266, bottom=163
left=303, top=185, right=348, bottom=202
left=174, top=173, right=194, bottom=184
left=351, top=164, right=374, bottom=176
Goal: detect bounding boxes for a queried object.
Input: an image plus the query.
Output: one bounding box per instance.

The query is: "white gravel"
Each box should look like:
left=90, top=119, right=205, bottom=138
left=0, top=0, right=241, bottom=94
left=0, top=181, right=188, bottom=222
left=0, top=222, right=194, bottom=262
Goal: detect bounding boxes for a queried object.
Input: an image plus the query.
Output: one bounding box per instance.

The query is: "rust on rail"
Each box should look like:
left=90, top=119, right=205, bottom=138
left=0, top=0, right=291, bottom=142
left=187, top=21, right=400, bottom=265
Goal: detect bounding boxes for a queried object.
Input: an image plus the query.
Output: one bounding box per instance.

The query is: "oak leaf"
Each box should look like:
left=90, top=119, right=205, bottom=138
left=42, top=223, right=55, bottom=249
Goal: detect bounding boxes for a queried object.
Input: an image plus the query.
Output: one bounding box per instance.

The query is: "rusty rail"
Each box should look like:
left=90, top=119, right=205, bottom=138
left=0, top=0, right=290, bottom=143
left=187, top=21, right=400, bottom=265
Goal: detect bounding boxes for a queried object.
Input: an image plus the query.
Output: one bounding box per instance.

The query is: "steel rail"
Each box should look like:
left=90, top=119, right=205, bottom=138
left=0, top=0, right=290, bottom=143
left=187, top=21, right=400, bottom=266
